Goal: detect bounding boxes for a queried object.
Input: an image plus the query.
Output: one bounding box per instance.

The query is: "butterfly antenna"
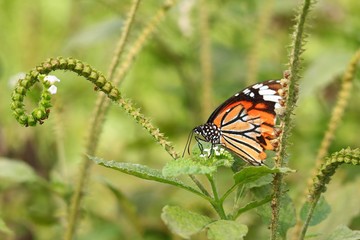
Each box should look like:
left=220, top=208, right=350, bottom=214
left=182, top=130, right=194, bottom=157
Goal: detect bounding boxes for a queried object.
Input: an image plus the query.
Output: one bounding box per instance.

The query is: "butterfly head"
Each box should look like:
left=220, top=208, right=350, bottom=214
left=193, top=123, right=221, bottom=144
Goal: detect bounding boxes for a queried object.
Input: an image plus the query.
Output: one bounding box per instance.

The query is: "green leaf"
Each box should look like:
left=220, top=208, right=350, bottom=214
left=0, top=158, right=38, bottom=185
left=162, top=158, right=217, bottom=177
left=233, top=166, right=294, bottom=185
left=300, top=196, right=331, bottom=226
left=232, top=194, right=272, bottom=219
left=206, top=220, right=248, bottom=240
left=245, top=174, right=273, bottom=189
left=301, top=51, right=352, bottom=98
left=161, top=205, right=212, bottom=239
left=89, top=156, right=208, bottom=200
left=256, top=193, right=296, bottom=238
left=326, top=225, right=360, bottom=240
left=0, top=218, right=13, bottom=235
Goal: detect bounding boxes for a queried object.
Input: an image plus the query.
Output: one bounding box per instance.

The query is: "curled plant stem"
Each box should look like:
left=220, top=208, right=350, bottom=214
left=10, top=57, right=121, bottom=127
left=293, top=49, right=360, bottom=240
left=10, top=57, right=178, bottom=157
left=298, top=148, right=360, bottom=240
left=270, top=0, right=314, bottom=239
left=10, top=57, right=179, bottom=238
left=198, top=0, right=213, bottom=121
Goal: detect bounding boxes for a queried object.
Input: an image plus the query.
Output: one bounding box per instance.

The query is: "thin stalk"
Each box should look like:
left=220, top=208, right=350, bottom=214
left=108, top=0, right=142, bottom=80
left=298, top=195, right=320, bottom=240
left=64, top=1, right=141, bottom=239
left=270, top=0, right=314, bottom=239
left=293, top=49, right=360, bottom=240
left=114, top=0, right=176, bottom=87
left=207, top=174, right=227, bottom=219
left=220, top=183, right=238, bottom=203
left=234, top=185, right=246, bottom=210
left=298, top=148, right=360, bottom=239
left=190, top=174, right=211, bottom=197
left=310, top=50, right=360, bottom=178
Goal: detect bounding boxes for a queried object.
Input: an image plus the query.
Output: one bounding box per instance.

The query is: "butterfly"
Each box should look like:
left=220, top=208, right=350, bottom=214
left=187, top=80, right=282, bottom=166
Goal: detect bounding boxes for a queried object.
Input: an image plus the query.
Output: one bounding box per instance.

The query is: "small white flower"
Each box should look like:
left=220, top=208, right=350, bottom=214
left=203, top=148, right=211, bottom=155
left=48, top=85, right=58, bottom=94
left=44, top=75, right=60, bottom=84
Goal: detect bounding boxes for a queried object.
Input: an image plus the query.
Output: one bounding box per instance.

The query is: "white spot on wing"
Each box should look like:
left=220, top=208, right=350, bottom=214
left=243, top=88, right=250, bottom=94
left=263, top=95, right=281, bottom=102
left=259, top=89, right=276, bottom=95
left=252, top=83, right=263, bottom=89
left=249, top=92, right=255, bottom=98
left=259, top=85, right=269, bottom=90
left=234, top=93, right=240, bottom=96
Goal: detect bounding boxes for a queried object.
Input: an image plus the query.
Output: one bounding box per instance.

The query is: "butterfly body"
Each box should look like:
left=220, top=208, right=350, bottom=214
left=193, top=80, right=282, bottom=166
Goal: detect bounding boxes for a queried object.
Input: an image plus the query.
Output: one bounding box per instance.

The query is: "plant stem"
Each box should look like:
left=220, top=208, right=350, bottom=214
left=220, top=183, right=238, bottom=203
left=293, top=49, right=360, bottom=240
left=298, top=148, right=360, bottom=239
left=270, top=0, right=314, bottom=238
left=207, top=174, right=227, bottom=219
left=298, top=195, right=320, bottom=240
left=63, top=1, right=141, bottom=239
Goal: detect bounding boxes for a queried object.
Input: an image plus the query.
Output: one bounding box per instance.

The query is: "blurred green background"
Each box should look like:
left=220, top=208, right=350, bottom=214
left=0, top=0, right=359, bottom=239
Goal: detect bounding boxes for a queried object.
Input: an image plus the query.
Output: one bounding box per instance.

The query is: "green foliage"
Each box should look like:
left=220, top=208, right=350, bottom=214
left=162, top=143, right=234, bottom=177
left=0, top=158, right=38, bottom=185
left=162, top=157, right=217, bottom=176
left=257, top=193, right=297, bottom=238
left=0, top=218, right=13, bottom=236
left=161, top=205, right=248, bottom=240
left=326, top=225, right=360, bottom=240
left=300, top=196, right=331, bottom=227
left=206, top=220, right=248, bottom=240
left=89, top=156, right=208, bottom=200
left=161, top=205, right=212, bottom=239
left=233, top=166, right=294, bottom=185
left=91, top=151, right=292, bottom=238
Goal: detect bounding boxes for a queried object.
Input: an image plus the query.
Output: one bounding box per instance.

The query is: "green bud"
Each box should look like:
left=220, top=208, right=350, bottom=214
left=102, top=82, right=112, bottom=93
left=12, top=93, right=24, bottom=101
left=95, top=76, right=106, bottom=88
left=89, top=71, right=99, bottom=82
left=28, top=115, right=37, bottom=126
left=18, top=115, right=28, bottom=125
left=109, top=88, right=120, bottom=100
left=82, top=65, right=91, bottom=77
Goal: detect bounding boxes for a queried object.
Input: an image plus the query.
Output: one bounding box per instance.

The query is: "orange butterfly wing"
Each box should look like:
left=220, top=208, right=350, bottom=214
left=207, top=80, right=281, bottom=165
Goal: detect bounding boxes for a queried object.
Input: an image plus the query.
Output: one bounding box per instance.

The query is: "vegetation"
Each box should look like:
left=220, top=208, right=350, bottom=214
left=0, top=0, right=359, bottom=239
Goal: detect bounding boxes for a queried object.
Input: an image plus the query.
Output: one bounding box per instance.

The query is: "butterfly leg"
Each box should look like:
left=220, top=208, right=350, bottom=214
left=195, top=136, right=204, bottom=155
